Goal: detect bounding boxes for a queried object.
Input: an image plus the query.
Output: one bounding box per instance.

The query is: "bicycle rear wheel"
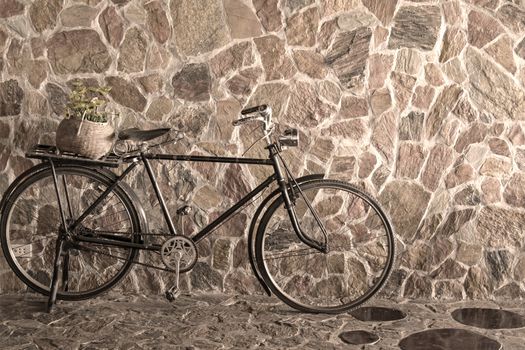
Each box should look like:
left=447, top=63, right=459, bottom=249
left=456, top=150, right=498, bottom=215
left=0, top=165, right=140, bottom=300
left=255, top=179, right=395, bottom=313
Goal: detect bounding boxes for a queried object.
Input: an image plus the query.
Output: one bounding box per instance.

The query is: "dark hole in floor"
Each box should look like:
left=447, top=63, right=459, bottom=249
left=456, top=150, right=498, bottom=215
left=451, top=308, right=525, bottom=329
left=339, top=330, right=379, bottom=345
left=399, top=328, right=501, bottom=350
left=349, top=306, right=407, bottom=322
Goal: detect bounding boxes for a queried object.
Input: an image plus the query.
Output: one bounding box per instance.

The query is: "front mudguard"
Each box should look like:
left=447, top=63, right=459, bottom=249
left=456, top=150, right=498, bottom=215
left=247, top=173, right=324, bottom=295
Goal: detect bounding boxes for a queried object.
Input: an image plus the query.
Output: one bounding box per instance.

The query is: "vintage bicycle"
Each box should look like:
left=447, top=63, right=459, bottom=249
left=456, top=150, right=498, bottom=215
left=0, top=104, right=395, bottom=314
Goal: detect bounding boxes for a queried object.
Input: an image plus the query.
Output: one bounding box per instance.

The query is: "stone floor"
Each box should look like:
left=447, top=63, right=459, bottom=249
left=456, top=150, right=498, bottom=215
left=0, top=292, right=524, bottom=349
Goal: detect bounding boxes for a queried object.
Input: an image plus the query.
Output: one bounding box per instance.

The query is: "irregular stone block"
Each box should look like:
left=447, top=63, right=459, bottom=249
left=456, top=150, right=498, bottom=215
left=323, top=119, right=367, bottom=142
left=60, top=5, right=98, bottom=27
left=477, top=206, right=525, bottom=248
left=399, top=111, right=424, bottom=141
left=421, top=144, right=454, bottom=191
left=287, top=81, right=335, bottom=127
left=485, top=250, right=511, bottom=285
left=171, top=0, right=230, bottom=56
left=481, top=177, right=501, bottom=204
left=286, top=7, right=319, bottom=46
left=146, top=97, right=172, bottom=121
left=445, top=163, right=474, bottom=188
left=485, top=35, right=516, bottom=74
left=105, top=76, right=147, bottom=112
left=497, top=3, right=525, bottom=33
left=47, top=29, right=111, bottom=74
left=254, top=35, right=296, bottom=81
left=391, top=71, right=416, bottom=112
left=253, top=0, right=282, bottom=32
left=29, top=0, right=62, bottom=33
left=457, top=124, right=489, bottom=155
left=321, top=0, right=359, bottom=17
left=424, top=63, right=445, bottom=86
left=430, top=258, right=466, bottom=279
left=317, top=18, right=337, bottom=50
left=45, top=82, right=67, bottom=116
left=425, top=84, right=463, bottom=138
left=212, top=239, right=231, bottom=271
left=454, top=185, right=481, bottom=206
left=118, top=27, right=148, bottom=73
left=411, top=85, right=435, bottom=110
left=190, top=262, right=223, bottom=291
left=503, top=172, right=525, bottom=207
left=395, top=48, right=422, bottom=75
left=440, top=27, right=466, bottom=63
left=370, top=88, right=392, bottom=116
left=0, top=79, right=23, bottom=117
left=457, top=241, right=482, bottom=266
left=144, top=1, right=170, bottom=44
left=388, top=5, right=441, bottom=51
left=337, top=10, right=377, bottom=31
left=379, top=180, right=430, bottom=240
left=172, top=63, right=211, bottom=102
left=325, top=27, right=372, bottom=89
left=371, top=111, right=397, bottom=163
left=210, top=42, right=253, bottom=78
left=339, top=95, right=367, bottom=119
left=467, top=10, right=503, bottom=48
left=396, top=142, right=425, bottom=179
left=223, top=0, right=262, bottom=39
left=292, top=50, right=327, bottom=79
left=465, top=47, right=525, bottom=120
left=369, top=53, right=394, bottom=89
left=99, top=6, right=124, bottom=47
left=0, top=0, right=24, bottom=18
left=226, top=67, right=262, bottom=97
left=358, top=152, right=376, bottom=178
left=361, top=0, right=398, bottom=25
left=138, top=74, right=163, bottom=94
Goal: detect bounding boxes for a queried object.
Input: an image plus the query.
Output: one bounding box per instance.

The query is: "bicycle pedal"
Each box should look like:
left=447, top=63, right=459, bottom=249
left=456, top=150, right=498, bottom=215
left=165, top=289, right=180, bottom=302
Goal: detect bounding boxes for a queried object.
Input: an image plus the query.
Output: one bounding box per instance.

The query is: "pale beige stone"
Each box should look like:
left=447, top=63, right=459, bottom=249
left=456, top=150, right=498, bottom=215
left=368, top=53, right=394, bottom=89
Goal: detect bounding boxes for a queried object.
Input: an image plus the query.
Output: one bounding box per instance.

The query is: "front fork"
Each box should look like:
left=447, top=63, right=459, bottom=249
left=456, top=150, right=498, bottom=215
left=269, top=146, right=328, bottom=253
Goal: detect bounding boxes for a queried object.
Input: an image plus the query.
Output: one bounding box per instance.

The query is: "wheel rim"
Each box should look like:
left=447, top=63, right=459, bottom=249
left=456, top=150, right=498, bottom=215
left=3, top=168, right=137, bottom=298
left=260, top=183, right=395, bottom=312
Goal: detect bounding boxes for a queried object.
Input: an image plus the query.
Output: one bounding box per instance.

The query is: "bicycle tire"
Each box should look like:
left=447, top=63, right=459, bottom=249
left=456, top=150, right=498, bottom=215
left=254, top=179, right=395, bottom=314
left=0, top=165, right=141, bottom=300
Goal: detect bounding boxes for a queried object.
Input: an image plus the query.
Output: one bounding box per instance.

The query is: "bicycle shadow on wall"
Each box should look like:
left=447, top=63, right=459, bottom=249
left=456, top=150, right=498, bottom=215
left=0, top=104, right=395, bottom=315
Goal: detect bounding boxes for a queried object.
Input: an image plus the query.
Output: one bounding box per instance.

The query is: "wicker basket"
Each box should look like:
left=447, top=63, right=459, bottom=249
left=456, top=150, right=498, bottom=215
left=56, top=118, right=115, bottom=159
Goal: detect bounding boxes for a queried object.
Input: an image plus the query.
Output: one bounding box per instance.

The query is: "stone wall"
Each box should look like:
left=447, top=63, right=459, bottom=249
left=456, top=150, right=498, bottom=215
left=1, top=0, right=525, bottom=300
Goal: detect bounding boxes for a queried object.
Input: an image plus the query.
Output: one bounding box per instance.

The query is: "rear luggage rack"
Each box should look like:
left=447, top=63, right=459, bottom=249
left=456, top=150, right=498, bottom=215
left=26, top=144, right=121, bottom=168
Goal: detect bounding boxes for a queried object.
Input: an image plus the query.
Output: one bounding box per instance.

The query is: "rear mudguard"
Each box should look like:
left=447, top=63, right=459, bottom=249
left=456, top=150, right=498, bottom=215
left=247, top=173, right=324, bottom=296
left=0, top=162, right=149, bottom=236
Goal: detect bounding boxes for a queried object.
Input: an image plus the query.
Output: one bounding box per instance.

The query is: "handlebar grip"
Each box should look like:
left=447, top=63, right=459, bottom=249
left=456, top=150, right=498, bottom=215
left=241, top=104, right=268, bottom=115
left=232, top=116, right=254, bottom=126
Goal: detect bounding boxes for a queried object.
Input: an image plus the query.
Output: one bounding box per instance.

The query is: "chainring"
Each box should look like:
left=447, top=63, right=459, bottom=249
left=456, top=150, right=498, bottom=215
left=160, top=235, right=198, bottom=272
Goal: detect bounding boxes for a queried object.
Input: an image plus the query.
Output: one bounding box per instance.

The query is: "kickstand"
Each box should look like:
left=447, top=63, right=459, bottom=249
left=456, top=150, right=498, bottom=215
left=47, top=238, right=64, bottom=313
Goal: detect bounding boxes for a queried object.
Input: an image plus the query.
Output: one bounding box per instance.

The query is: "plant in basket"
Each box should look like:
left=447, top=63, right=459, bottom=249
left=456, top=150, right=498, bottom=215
left=55, top=83, right=116, bottom=159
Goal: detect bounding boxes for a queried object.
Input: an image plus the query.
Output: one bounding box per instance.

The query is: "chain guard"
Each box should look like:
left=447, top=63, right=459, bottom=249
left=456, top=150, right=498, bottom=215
left=160, top=235, right=197, bottom=272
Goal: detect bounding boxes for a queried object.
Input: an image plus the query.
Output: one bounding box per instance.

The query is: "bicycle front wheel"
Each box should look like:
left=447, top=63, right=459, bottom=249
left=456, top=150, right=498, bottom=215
left=255, top=179, right=395, bottom=313
left=0, top=165, right=140, bottom=300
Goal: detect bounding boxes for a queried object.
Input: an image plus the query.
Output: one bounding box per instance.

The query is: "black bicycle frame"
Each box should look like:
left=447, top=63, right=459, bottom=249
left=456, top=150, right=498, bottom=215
left=70, top=145, right=281, bottom=250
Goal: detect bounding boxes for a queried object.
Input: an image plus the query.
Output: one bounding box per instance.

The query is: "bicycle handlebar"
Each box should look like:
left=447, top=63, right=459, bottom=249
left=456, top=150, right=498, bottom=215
left=241, top=104, right=268, bottom=115
left=232, top=115, right=257, bottom=126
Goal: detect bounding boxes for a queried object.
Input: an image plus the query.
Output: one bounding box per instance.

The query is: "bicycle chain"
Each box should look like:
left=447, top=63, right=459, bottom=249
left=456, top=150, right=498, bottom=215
left=75, top=243, right=178, bottom=273
left=72, top=231, right=179, bottom=273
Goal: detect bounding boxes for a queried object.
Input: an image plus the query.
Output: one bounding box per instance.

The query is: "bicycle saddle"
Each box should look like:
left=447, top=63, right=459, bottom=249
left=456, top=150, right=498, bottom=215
left=117, top=127, right=171, bottom=142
